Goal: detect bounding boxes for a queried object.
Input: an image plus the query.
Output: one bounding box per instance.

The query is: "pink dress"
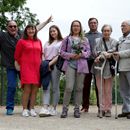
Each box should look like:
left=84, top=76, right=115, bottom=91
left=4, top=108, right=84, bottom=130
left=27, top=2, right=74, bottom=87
left=14, top=38, right=42, bottom=87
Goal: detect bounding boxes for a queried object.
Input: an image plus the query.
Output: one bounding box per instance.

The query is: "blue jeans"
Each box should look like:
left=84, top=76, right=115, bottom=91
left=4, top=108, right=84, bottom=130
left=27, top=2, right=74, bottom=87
left=6, top=68, right=19, bottom=110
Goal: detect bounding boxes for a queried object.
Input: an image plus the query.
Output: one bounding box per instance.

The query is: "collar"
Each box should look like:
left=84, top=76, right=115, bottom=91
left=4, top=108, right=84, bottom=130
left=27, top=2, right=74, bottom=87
left=88, top=30, right=99, bottom=34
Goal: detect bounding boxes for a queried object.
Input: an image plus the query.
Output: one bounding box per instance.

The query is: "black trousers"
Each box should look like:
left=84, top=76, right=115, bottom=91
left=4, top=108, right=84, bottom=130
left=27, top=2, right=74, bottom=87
left=82, top=59, right=99, bottom=109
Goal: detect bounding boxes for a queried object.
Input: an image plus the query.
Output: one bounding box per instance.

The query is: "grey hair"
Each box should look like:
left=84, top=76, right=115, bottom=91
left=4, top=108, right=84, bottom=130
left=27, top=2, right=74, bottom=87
left=124, top=20, right=130, bottom=26
left=101, top=24, right=112, bottom=32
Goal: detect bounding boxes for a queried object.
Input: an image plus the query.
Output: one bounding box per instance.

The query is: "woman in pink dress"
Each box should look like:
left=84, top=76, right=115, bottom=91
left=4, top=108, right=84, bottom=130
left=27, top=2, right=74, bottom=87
left=14, top=24, right=42, bottom=117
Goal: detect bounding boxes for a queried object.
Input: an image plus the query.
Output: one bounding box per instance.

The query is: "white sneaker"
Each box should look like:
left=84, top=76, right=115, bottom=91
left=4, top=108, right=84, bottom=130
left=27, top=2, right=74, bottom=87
left=39, top=107, right=51, bottom=117
left=30, top=109, right=37, bottom=117
left=22, top=109, right=29, bottom=117
left=50, top=108, right=57, bottom=116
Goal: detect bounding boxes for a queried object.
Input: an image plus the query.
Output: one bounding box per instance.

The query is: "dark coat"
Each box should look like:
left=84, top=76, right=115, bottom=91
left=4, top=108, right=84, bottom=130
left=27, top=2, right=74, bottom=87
left=40, top=60, right=51, bottom=90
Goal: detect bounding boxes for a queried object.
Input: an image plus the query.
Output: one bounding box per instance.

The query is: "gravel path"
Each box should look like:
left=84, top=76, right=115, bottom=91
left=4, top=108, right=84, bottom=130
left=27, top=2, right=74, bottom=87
left=0, top=105, right=130, bottom=130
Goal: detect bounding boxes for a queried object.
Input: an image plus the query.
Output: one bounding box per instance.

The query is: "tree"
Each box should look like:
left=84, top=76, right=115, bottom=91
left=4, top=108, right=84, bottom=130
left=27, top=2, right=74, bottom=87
left=0, top=0, right=39, bottom=31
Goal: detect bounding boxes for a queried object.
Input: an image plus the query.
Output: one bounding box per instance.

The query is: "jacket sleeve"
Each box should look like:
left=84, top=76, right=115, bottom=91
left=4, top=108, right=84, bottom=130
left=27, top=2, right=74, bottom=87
left=14, top=39, right=24, bottom=64
left=94, top=38, right=102, bottom=57
left=119, top=50, right=130, bottom=58
left=81, top=38, right=91, bottom=58
left=60, top=37, right=74, bottom=60
left=108, top=39, right=119, bottom=52
left=39, top=40, right=43, bottom=60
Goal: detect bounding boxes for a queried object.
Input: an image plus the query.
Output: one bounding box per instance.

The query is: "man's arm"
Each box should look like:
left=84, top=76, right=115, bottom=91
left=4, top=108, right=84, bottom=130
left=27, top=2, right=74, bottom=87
left=36, top=15, right=53, bottom=32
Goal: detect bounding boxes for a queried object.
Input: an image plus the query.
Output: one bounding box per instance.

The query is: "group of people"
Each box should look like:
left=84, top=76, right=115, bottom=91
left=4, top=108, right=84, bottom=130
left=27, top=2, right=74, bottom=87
left=0, top=16, right=130, bottom=119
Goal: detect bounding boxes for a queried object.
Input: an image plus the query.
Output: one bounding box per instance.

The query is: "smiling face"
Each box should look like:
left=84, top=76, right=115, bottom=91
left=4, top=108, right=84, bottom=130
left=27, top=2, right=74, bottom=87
left=7, top=21, right=18, bottom=36
left=102, top=25, right=112, bottom=40
left=26, top=26, right=36, bottom=39
left=49, top=27, right=58, bottom=40
left=121, top=22, right=130, bottom=35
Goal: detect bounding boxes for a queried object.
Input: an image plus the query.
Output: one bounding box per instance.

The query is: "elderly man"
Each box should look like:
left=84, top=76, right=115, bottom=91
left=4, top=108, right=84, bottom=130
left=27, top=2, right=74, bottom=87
left=0, top=16, right=52, bottom=115
left=113, top=20, right=130, bottom=119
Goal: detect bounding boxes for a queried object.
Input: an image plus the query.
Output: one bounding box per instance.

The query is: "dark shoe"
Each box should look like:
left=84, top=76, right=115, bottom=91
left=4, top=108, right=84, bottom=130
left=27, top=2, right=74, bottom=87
left=60, top=107, right=68, bottom=118
left=74, top=108, right=80, bottom=118
left=6, top=109, right=13, bottom=115
left=97, top=110, right=105, bottom=117
left=105, top=110, right=111, bottom=117
left=127, top=114, right=130, bottom=119
left=81, top=107, right=88, bottom=112
left=118, top=113, right=128, bottom=118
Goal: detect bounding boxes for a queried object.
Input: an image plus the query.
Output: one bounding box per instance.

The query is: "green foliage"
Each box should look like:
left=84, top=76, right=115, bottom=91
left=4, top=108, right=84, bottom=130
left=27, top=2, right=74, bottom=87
left=0, top=67, right=7, bottom=105
left=112, top=75, right=123, bottom=104
left=0, top=0, right=26, bottom=12
left=0, top=68, right=123, bottom=106
left=0, top=0, right=39, bottom=31
left=90, top=85, right=97, bottom=105
left=59, top=74, right=66, bottom=104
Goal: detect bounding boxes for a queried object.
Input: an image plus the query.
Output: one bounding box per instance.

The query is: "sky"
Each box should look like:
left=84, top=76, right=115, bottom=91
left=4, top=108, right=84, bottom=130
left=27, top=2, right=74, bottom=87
left=26, top=0, right=130, bottom=44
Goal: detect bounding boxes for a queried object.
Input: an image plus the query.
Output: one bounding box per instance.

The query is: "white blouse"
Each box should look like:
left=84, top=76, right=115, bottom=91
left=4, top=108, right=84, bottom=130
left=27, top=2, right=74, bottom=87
left=44, top=40, right=62, bottom=60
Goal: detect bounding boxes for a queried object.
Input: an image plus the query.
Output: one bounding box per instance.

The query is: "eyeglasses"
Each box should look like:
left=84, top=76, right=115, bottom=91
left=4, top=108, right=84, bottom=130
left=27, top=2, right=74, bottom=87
left=8, top=25, right=17, bottom=28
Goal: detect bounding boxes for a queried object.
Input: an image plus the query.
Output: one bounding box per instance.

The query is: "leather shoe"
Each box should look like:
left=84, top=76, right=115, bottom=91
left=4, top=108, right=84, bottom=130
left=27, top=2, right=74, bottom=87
left=81, top=107, right=88, bottom=112
left=127, top=114, right=130, bottom=119
left=118, top=113, right=128, bottom=118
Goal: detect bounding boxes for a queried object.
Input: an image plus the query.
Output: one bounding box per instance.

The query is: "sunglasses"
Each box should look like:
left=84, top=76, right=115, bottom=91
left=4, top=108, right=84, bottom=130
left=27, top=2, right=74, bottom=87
left=8, top=25, right=17, bottom=28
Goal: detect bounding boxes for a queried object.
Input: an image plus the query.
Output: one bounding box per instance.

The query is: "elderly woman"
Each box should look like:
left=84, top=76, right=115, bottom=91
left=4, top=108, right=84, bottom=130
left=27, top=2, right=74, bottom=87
left=60, top=20, right=90, bottom=118
left=94, top=24, right=118, bottom=117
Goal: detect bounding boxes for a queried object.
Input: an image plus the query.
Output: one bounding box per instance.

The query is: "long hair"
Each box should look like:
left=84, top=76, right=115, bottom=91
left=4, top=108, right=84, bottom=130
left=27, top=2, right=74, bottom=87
left=23, top=24, right=38, bottom=40
left=48, top=25, right=63, bottom=44
left=69, top=20, right=84, bottom=40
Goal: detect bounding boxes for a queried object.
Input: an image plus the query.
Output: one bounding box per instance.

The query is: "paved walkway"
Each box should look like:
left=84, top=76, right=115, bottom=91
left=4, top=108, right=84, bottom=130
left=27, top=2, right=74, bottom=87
left=0, top=105, right=130, bottom=130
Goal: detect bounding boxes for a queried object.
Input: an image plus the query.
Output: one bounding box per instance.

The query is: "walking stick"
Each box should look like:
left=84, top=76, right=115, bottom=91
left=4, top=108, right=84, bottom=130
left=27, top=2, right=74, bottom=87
left=95, top=57, right=106, bottom=118
left=112, top=60, right=118, bottom=119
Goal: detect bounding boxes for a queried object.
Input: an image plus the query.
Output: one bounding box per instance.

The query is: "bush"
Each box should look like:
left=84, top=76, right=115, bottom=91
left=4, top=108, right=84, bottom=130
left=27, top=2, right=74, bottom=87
left=0, top=68, right=123, bottom=106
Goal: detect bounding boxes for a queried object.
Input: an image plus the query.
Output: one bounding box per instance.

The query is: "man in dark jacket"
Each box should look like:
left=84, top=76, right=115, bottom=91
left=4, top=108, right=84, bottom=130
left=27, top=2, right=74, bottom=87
left=81, top=18, right=102, bottom=112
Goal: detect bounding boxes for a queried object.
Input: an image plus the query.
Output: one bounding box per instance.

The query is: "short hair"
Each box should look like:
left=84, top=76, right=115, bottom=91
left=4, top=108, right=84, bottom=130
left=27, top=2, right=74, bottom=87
left=88, top=17, right=98, bottom=24
left=123, top=20, right=130, bottom=26
left=101, top=24, right=112, bottom=32
left=23, top=24, right=38, bottom=40
left=7, top=20, right=17, bottom=26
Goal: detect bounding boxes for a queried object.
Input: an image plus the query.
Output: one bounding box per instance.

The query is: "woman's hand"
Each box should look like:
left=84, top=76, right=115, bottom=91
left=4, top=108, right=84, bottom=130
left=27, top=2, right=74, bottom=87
left=102, top=52, right=112, bottom=59
left=70, top=53, right=82, bottom=60
left=94, top=55, right=104, bottom=63
left=74, top=53, right=82, bottom=60
left=113, top=52, right=120, bottom=61
left=70, top=54, right=78, bottom=60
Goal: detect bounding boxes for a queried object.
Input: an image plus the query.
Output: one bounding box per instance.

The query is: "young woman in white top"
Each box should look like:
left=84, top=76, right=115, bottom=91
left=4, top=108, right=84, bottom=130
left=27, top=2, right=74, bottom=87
left=39, top=25, right=63, bottom=117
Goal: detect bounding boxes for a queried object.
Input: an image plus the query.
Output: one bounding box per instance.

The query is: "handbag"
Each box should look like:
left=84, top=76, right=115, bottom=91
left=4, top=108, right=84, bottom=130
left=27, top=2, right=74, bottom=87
left=102, top=38, right=116, bottom=76
left=56, top=56, right=65, bottom=73
left=56, top=37, right=69, bottom=73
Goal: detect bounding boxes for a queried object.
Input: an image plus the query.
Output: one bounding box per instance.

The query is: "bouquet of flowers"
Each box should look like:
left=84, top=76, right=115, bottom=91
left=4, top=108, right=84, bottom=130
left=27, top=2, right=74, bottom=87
left=71, top=41, right=83, bottom=54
